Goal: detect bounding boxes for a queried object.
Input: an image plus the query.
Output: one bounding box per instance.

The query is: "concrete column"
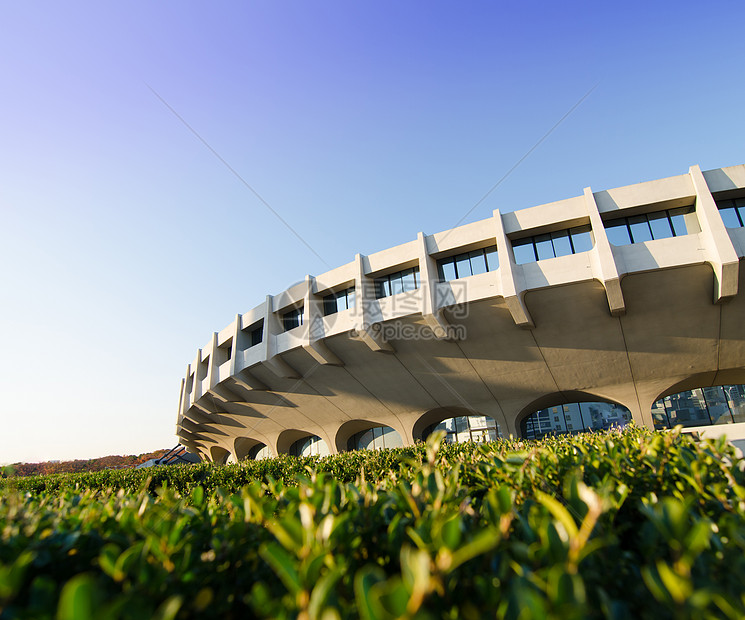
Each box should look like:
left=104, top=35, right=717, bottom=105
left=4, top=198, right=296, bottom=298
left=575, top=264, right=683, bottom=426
left=263, top=294, right=300, bottom=379
left=492, top=209, right=534, bottom=328
left=689, top=164, right=740, bottom=302
left=584, top=187, right=626, bottom=315
left=417, top=232, right=451, bottom=338
left=303, top=275, right=344, bottom=365
left=353, top=253, right=394, bottom=352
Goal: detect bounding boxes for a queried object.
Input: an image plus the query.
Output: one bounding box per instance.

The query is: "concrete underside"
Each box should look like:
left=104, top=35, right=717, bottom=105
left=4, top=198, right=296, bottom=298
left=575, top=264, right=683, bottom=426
left=182, top=262, right=745, bottom=461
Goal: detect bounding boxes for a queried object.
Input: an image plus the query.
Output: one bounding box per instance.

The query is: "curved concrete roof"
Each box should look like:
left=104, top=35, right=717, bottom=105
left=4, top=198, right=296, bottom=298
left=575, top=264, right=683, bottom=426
left=177, top=164, right=745, bottom=462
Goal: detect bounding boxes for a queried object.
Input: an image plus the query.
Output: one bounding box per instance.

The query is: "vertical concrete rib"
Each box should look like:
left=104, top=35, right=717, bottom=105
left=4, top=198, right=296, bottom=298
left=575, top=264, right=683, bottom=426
left=492, top=209, right=534, bottom=328
left=353, top=252, right=393, bottom=352
left=417, top=232, right=451, bottom=338
left=303, top=275, right=343, bottom=365
left=584, top=187, right=626, bottom=315
left=689, top=164, right=739, bottom=302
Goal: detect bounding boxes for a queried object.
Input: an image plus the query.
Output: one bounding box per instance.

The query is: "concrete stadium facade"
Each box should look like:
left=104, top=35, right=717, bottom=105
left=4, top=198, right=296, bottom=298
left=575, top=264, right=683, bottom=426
left=177, top=164, right=745, bottom=463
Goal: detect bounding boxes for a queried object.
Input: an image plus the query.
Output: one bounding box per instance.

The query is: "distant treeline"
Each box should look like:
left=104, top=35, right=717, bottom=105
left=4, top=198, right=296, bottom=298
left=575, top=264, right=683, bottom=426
left=3, top=449, right=169, bottom=477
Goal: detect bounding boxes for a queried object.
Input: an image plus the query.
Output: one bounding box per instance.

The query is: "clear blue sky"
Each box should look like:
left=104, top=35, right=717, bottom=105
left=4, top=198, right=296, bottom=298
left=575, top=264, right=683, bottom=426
left=1, top=1, right=743, bottom=463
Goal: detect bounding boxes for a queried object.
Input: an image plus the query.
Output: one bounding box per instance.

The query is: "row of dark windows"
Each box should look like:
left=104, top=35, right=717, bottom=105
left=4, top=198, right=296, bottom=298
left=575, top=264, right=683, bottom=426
left=717, top=198, right=745, bottom=228
left=282, top=307, right=304, bottom=332
left=375, top=267, right=420, bottom=299
left=604, top=207, right=691, bottom=246
left=521, top=402, right=632, bottom=440
left=437, top=246, right=498, bottom=282
left=652, top=385, right=745, bottom=428
left=512, top=226, right=593, bottom=265
left=323, top=287, right=356, bottom=316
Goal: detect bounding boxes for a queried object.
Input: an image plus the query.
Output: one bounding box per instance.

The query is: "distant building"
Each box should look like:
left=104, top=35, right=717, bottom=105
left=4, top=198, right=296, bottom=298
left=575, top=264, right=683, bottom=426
left=177, top=164, right=745, bottom=462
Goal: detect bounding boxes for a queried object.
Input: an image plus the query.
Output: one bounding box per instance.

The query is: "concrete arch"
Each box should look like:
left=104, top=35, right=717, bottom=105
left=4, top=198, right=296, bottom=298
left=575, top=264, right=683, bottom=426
left=653, top=368, right=745, bottom=403
left=276, top=428, right=333, bottom=456
left=515, top=391, right=633, bottom=439
left=209, top=445, right=230, bottom=464
left=335, top=418, right=409, bottom=453
left=412, top=406, right=489, bottom=442
left=234, top=436, right=272, bottom=461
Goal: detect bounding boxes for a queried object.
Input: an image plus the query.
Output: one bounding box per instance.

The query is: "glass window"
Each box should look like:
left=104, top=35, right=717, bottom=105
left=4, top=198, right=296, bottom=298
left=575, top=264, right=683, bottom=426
left=605, top=220, right=632, bottom=245
left=323, top=288, right=355, bottom=316
left=648, top=211, right=674, bottom=240
left=484, top=246, right=499, bottom=271
left=569, top=226, right=593, bottom=253
left=628, top=215, right=653, bottom=243
left=375, top=268, right=420, bottom=298
left=702, top=386, right=734, bottom=425
left=550, top=230, right=573, bottom=257
left=439, top=260, right=457, bottom=282
left=520, top=401, right=632, bottom=439
left=469, top=249, right=488, bottom=275
left=668, top=207, right=690, bottom=236
left=534, top=234, right=555, bottom=261
left=719, top=205, right=743, bottom=228
left=512, top=239, right=536, bottom=264
left=348, top=426, right=403, bottom=451
left=455, top=254, right=471, bottom=278
left=282, top=307, right=303, bottom=331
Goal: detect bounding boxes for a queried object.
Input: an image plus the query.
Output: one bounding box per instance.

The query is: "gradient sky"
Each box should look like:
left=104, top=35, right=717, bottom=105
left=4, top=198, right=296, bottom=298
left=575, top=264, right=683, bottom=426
left=1, top=1, right=743, bottom=464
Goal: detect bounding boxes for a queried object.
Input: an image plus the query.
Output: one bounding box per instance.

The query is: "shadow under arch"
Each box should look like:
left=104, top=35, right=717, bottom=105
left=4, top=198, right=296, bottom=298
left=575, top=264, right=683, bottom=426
left=209, top=445, right=230, bottom=464
left=276, top=428, right=332, bottom=456
left=515, top=391, right=632, bottom=439
left=335, top=419, right=407, bottom=453
left=412, top=406, right=489, bottom=442
left=233, top=436, right=272, bottom=461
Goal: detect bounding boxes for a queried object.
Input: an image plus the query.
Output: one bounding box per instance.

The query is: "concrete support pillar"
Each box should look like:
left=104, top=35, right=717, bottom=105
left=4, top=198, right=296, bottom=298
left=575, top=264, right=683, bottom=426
left=263, top=294, right=301, bottom=379
left=303, top=274, right=344, bottom=365
left=584, top=187, right=626, bottom=315
left=417, top=232, right=452, bottom=338
left=689, top=164, right=739, bottom=302
left=492, top=209, right=534, bottom=328
left=353, top=253, right=394, bottom=352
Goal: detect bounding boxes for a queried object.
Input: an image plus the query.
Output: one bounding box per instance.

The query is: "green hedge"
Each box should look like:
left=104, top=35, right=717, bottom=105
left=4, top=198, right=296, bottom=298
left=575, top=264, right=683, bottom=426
left=1, top=426, right=744, bottom=619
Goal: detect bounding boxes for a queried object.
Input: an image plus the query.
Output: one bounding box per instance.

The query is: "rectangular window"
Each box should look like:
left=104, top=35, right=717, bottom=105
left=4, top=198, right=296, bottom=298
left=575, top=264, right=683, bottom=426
left=282, top=307, right=304, bottom=332
left=717, top=198, right=745, bottom=228
left=436, top=245, right=499, bottom=282
left=511, top=226, right=594, bottom=265
left=604, top=207, right=693, bottom=245
left=323, top=287, right=356, bottom=316
left=243, top=320, right=263, bottom=348
left=374, top=267, right=420, bottom=298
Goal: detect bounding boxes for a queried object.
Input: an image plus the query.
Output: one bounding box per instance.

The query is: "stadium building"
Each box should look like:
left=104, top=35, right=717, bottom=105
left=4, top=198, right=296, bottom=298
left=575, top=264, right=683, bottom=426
left=177, top=164, right=745, bottom=462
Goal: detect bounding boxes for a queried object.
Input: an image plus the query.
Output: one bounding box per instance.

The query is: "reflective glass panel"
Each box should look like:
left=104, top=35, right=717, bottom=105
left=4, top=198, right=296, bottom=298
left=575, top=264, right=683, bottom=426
left=563, top=403, right=583, bottom=431
left=651, top=400, right=669, bottom=429
left=439, top=259, right=457, bottom=282
left=455, top=254, right=472, bottom=278
left=703, top=386, right=733, bottom=425
left=605, top=220, right=631, bottom=245
left=402, top=268, right=418, bottom=292
left=550, top=230, right=573, bottom=257
left=512, top=240, right=536, bottom=264
left=376, top=279, right=390, bottom=298
left=570, top=227, right=593, bottom=253
left=648, top=211, right=674, bottom=239
left=469, top=250, right=488, bottom=275
left=719, top=205, right=743, bottom=228
left=628, top=215, right=653, bottom=243
left=664, top=391, right=710, bottom=427
left=346, top=289, right=355, bottom=310
left=390, top=273, right=404, bottom=295
left=727, top=385, right=745, bottom=423
left=534, top=234, right=555, bottom=260
left=484, top=246, right=499, bottom=271
left=668, top=208, right=690, bottom=236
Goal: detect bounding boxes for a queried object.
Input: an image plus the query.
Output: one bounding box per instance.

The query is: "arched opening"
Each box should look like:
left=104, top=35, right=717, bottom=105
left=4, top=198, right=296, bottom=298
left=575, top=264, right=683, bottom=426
left=277, top=429, right=332, bottom=457
left=652, top=384, right=745, bottom=429
left=518, top=396, right=632, bottom=440
left=248, top=444, right=272, bottom=460
left=413, top=407, right=502, bottom=444
left=209, top=445, right=230, bottom=464
left=289, top=435, right=330, bottom=457
left=347, top=426, right=403, bottom=451
left=234, top=437, right=272, bottom=461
